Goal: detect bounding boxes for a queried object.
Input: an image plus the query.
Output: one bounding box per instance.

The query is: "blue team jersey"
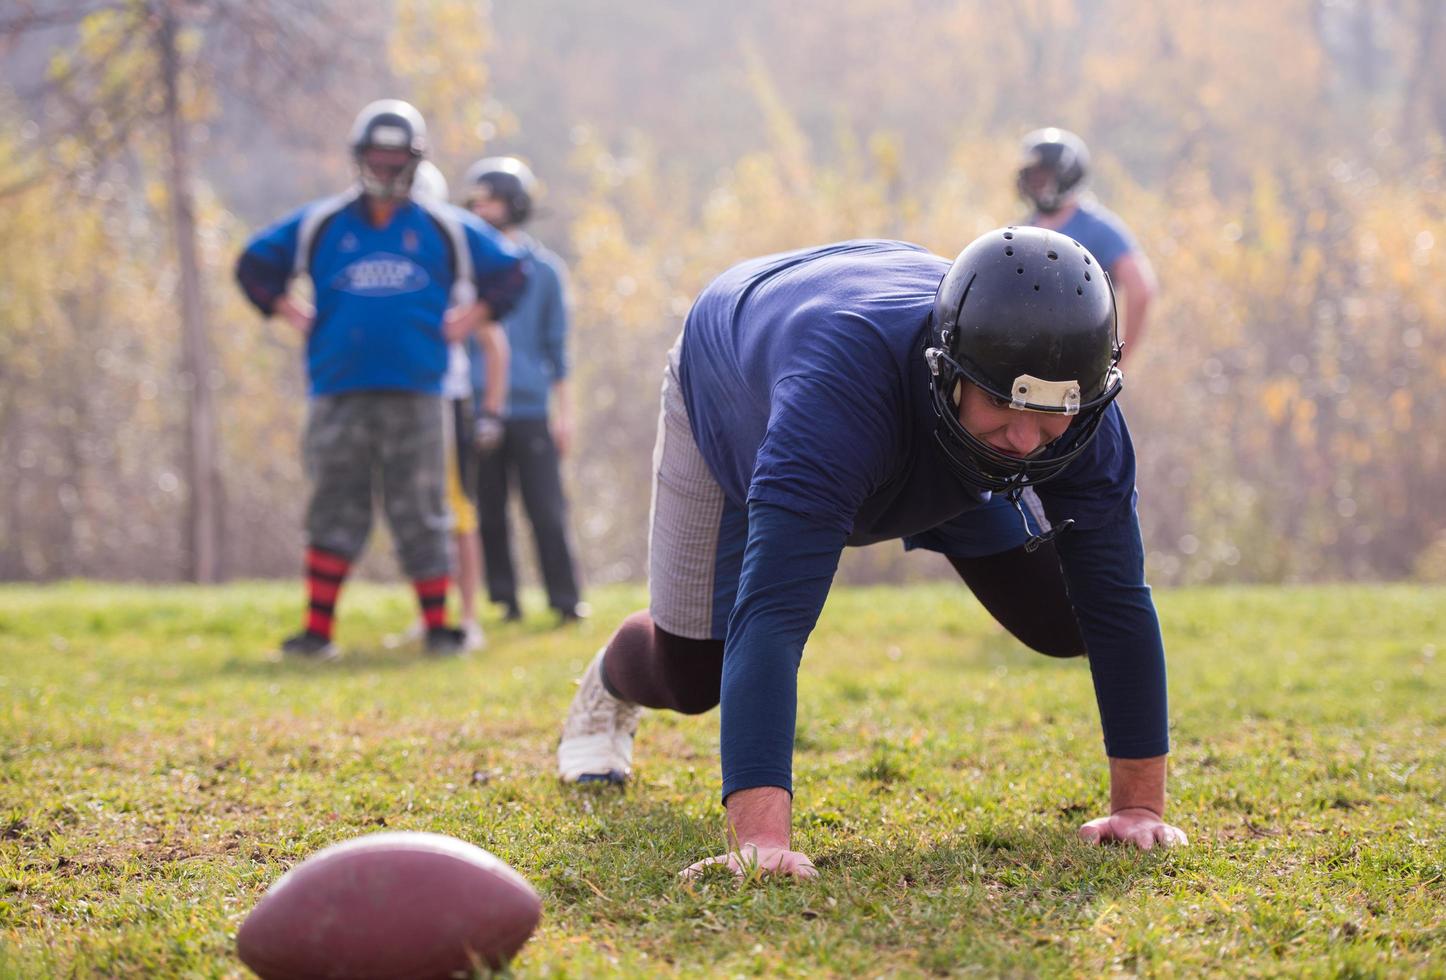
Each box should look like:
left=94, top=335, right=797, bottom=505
left=236, top=192, right=526, bottom=397
left=1041, top=198, right=1138, bottom=272
left=679, top=240, right=1136, bottom=545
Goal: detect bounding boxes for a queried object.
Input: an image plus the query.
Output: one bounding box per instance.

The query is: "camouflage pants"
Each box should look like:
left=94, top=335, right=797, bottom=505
left=303, top=392, right=449, bottom=580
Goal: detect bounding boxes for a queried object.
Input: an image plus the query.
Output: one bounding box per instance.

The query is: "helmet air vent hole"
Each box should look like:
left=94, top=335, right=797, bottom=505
left=1033, top=284, right=1040, bottom=291
left=1003, top=231, right=1014, bottom=239
left=1084, top=271, right=1091, bottom=281
left=1047, top=251, right=1058, bottom=260
left=1084, top=255, right=1091, bottom=265
left=1077, top=286, right=1084, bottom=295
left=1005, top=246, right=1014, bottom=255
left=1017, top=267, right=1025, bottom=274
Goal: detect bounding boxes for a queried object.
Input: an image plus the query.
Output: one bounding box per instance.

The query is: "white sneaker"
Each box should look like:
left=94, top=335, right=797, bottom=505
left=461, top=621, right=486, bottom=652
left=557, top=648, right=643, bottom=785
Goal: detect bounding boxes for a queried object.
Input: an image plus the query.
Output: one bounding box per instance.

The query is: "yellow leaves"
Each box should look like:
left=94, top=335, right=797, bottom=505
left=1251, top=169, right=1290, bottom=257
left=389, top=0, right=501, bottom=162
left=1260, top=379, right=1298, bottom=426
left=1389, top=389, right=1413, bottom=433
left=740, top=39, right=810, bottom=195
left=1291, top=399, right=1317, bottom=448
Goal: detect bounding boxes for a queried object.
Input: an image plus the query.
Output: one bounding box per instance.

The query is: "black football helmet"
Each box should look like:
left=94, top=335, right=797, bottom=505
left=349, top=99, right=428, bottom=200
left=1016, top=127, right=1089, bottom=214
left=463, top=156, right=537, bottom=228
left=925, top=226, right=1122, bottom=496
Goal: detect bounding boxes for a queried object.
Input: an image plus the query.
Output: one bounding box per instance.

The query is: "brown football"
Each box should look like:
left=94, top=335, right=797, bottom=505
left=237, top=831, right=541, bottom=980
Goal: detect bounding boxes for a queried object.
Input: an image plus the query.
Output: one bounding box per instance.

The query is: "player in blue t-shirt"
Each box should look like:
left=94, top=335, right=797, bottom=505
left=235, top=100, right=526, bottom=660
left=1017, top=128, right=1157, bottom=366
left=462, top=157, right=586, bottom=625
left=557, top=229, right=1187, bottom=880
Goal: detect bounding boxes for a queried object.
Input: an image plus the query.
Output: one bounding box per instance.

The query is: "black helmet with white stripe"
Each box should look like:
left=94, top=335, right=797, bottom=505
left=925, top=226, right=1122, bottom=493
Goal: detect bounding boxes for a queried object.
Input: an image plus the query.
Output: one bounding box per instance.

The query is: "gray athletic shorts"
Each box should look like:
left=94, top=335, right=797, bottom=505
left=646, top=337, right=742, bottom=641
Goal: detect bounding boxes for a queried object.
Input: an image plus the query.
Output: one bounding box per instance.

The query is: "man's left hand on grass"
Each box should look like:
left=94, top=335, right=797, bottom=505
left=1078, top=807, right=1189, bottom=850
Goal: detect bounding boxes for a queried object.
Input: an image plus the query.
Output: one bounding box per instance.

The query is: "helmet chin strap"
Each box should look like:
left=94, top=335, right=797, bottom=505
left=1003, top=484, right=1076, bottom=553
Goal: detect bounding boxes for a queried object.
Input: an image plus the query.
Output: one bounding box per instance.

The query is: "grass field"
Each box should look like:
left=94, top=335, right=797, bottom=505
left=1, top=581, right=1442, bottom=977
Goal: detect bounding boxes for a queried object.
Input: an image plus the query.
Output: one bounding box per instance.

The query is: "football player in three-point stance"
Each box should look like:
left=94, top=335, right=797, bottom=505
left=558, top=227, right=1186, bottom=879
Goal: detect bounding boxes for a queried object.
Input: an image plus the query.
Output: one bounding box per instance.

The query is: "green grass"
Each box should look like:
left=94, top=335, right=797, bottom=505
left=1, top=582, right=1442, bottom=977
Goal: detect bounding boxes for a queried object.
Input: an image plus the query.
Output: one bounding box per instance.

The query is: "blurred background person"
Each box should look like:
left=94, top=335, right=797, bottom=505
left=463, top=157, right=586, bottom=626
left=1017, top=127, right=1157, bottom=366
left=235, top=101, right=523, bottom=659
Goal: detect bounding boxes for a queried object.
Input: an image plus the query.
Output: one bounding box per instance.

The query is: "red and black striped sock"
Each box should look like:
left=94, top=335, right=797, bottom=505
left=414, top=575, right=450, bottom=629
left=304, top=547, right=351, bottom=640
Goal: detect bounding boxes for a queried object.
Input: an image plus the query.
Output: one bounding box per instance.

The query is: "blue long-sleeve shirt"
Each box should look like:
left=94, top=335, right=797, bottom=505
left=236, top=192, right=526, bottom=397
left=678, top=240, right=1169, bottom=801
left=469, top=236, right=569, bottom=419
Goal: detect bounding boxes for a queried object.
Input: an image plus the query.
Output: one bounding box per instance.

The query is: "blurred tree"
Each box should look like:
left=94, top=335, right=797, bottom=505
left=1, top=0, right=1442, bottom=586
left=388, top=0, right=514, bottom=176
left=0, top=0, right=377, bottom=582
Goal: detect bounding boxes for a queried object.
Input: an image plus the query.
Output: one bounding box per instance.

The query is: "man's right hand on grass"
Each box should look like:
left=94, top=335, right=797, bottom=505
left=680, top=785, right=817, bottom=882
left=680, top=843, right=819, bottom=882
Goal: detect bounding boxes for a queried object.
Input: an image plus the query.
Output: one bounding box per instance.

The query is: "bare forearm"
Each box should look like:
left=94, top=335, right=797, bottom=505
left=1110, top=253, right=1155, bottom=362
left=1121, top=289, right=1151, bottom=359
left=551, top=378, right=572, bottom=426
left=1109, top=754, right=1168, bottom=815
left=481, top=324, right=509, bottom=417
left=725, top=786, right=792, bottom=849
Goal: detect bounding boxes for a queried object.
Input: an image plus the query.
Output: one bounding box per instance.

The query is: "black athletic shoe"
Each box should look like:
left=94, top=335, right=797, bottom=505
left=555, top=602, right=591, bottom=626
left=279, top=630, right=338, bottom=661
left=425, top=625, right=468, bottom=657
left=500, top=601, right=523, bottom=623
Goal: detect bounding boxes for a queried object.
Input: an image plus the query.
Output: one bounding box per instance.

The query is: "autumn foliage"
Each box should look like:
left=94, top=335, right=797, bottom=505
left=2, top=0, right=1442, bottom=585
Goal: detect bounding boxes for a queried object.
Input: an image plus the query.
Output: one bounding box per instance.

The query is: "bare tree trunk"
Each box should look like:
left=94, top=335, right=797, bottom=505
left=158, top=1, right=220, bottom=583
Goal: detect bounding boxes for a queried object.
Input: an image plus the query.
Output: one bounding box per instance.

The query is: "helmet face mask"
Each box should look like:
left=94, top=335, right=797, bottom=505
left=926, top=226, right=1122, bottom=494
left=929, top=364, right=1118, bottom=493
left=349, top=100, right=429, bottom=200
left=357, top=147, right=420, bottom=200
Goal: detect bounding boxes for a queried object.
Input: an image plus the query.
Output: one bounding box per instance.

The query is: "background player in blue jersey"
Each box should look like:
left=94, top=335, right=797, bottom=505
left=1017, top=128, right=1158, bottom=366
left=463, top=157, right=586, bottom=625
left=235, top=100, right=526, bottom=659
left=557, top=228, right=1187, bottom=880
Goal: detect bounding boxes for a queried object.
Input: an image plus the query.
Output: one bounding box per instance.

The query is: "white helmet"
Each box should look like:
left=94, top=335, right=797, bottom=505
left=410, top=160, right=449, bottom=204
left=348, top=99, right=428, bottom=200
